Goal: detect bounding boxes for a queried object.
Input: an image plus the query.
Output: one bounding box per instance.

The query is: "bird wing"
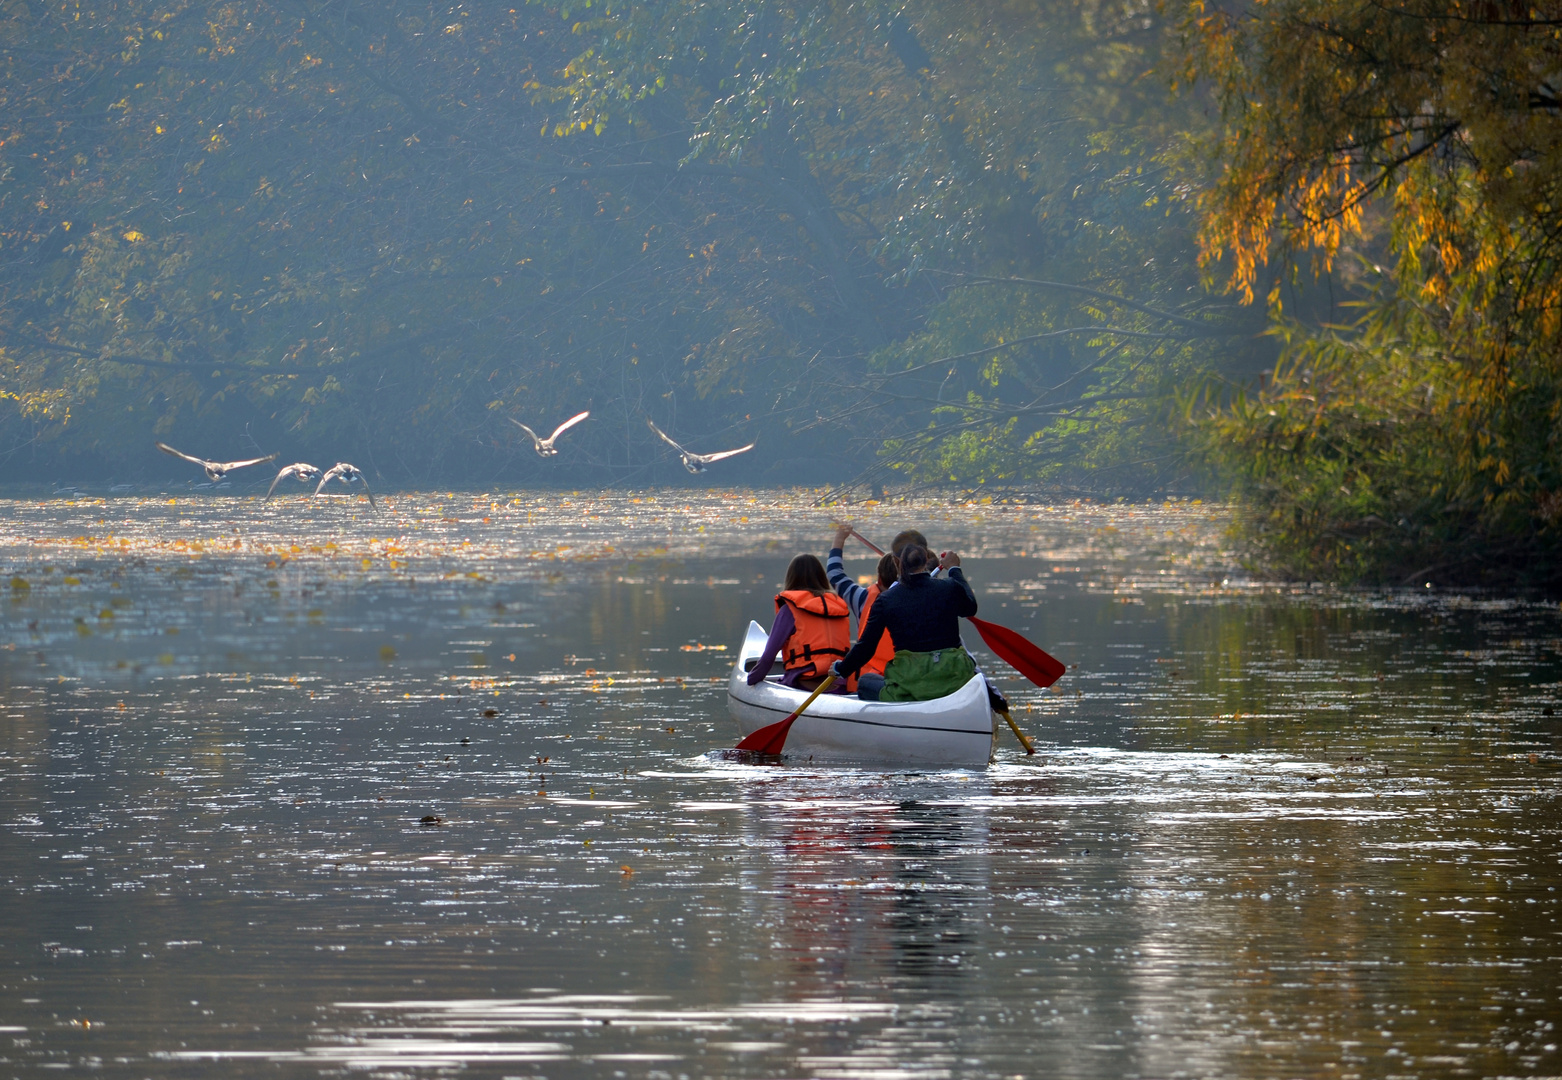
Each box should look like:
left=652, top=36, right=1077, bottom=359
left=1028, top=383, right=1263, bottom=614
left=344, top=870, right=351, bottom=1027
left=359, top=473, right=377, bottom=510
left=314, top=465, right=345, bottom=496
left=155, top=442, right=209, bottom=467
left=265, top=466, right=291, bottom=500
left=216, top=453, right=278, bottom=471
left=507, top=417, right=542, bottom=445
left=694, top=443, right=756, bottom=464
left=547, top=411, right=591, bottom=442
left=646, top=419, right=685, bottom=452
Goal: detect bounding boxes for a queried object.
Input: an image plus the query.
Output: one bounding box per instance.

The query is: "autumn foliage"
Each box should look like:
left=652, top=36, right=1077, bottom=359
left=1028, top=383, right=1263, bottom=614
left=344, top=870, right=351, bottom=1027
left=1184, top=0, right=1562, bottom=585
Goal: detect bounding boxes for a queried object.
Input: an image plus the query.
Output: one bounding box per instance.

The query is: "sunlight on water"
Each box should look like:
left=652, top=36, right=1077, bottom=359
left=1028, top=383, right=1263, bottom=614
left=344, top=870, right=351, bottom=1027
left=0, top=491, right=1558, bottom=1078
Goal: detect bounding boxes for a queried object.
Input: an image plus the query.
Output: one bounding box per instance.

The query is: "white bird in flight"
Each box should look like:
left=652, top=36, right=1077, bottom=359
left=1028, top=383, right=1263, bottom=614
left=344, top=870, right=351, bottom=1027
left=509, top=411, right=590, bottom=457
left=314, top=462, right=376, bottom=509
left=646, top=419, right=755, bottom=474
left=265, top=463, right=321, bottom=500
left=156, top=442, right=277, bottom=482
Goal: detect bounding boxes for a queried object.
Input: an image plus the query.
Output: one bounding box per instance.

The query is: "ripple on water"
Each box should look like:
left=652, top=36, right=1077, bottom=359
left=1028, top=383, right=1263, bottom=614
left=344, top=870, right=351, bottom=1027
left=0, top=491, right=1558, bottom=1078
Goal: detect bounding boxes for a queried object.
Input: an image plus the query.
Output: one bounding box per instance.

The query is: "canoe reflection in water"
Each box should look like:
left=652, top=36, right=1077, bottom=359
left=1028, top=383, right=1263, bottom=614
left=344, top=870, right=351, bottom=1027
left=742, top=778, right=994, bottom=993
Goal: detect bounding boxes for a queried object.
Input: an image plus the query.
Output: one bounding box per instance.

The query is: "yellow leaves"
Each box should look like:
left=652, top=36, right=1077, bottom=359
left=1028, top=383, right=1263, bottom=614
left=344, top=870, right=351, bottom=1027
left=122, top=230, right=145, bottom=242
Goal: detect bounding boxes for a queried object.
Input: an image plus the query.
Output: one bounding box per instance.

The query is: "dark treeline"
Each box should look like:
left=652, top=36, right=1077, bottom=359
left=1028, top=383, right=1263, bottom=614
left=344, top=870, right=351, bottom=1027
left=0, top=0, right=1257, bottom=491
left=6, top=1, right=1562, bottom=586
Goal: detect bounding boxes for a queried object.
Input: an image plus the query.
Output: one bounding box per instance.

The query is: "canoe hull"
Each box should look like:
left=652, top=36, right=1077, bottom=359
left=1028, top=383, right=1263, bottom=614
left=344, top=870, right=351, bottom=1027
left=727, top=621, right=995, bottom=768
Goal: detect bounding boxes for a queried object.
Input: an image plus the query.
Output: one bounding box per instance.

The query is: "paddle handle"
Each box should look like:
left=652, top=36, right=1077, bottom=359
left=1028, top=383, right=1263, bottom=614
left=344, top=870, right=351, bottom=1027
left=785, top=673, right=838, bottom=724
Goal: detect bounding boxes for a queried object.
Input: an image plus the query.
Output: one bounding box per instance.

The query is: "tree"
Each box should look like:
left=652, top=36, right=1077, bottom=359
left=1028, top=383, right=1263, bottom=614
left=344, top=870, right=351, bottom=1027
left=1182, top=0, right=1562, bottom=584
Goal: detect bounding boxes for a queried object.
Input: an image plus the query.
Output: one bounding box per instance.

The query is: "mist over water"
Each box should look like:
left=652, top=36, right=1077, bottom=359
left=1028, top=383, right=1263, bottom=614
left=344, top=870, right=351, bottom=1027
left=0, top=491, right=1557, bottom=1078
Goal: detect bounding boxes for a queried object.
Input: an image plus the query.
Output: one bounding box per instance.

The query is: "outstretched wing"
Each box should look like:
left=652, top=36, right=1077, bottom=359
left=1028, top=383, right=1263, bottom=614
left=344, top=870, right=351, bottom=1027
left=359, top=473, right=377, bottom=510
left=314, top=465, right=344, bottom=496
left=265, top=466, right=291, bottom=500
left=155, top=442, right=208, bottom=467
left=217, top=453, right=278, bottom=471
left=645, top=419, right=685, bottom=452
left=547, top=411, right=591, bottom=442
left=695, top=443, right=756, bottom=465
left=507, top=417, right=542, bottom=445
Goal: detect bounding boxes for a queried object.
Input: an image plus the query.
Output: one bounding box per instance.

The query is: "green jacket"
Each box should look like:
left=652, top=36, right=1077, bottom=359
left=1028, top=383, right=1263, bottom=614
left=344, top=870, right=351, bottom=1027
left=880, top=646, right=977, bottom=702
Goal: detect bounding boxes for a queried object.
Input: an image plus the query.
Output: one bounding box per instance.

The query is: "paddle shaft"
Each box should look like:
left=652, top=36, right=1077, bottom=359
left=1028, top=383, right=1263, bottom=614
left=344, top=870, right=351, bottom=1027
left=734, top=674, right=838, bottom=755
left=994, top=703, right=1036, bottom=755
left=850, top=529, right=885, bottom=556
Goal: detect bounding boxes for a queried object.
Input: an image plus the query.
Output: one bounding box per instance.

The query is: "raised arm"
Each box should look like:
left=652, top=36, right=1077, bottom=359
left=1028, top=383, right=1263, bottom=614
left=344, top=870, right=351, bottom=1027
left=945, top=564, right=978, bottom=616
left=825, top=521, right=870, bottom=616
left=825, top=546, right=869, bottom=617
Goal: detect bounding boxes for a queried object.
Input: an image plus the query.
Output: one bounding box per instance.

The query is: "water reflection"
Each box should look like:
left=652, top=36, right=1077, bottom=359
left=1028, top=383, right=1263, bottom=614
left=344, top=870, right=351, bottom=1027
left=0, top=491, right=1557, bottom=1078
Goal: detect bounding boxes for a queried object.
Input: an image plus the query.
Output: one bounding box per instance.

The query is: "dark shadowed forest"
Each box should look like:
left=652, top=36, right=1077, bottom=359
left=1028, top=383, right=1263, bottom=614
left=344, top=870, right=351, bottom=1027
left=5, top=0, right=1562, bottom=585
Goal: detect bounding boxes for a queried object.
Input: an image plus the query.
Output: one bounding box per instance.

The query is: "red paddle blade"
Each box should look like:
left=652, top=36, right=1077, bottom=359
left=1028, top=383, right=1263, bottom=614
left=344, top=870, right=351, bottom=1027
left=735, top=714, right=796, bottom=755
left=734, top=674, right=837, bottom=755
left=967, top=616, right=1066, bottom=688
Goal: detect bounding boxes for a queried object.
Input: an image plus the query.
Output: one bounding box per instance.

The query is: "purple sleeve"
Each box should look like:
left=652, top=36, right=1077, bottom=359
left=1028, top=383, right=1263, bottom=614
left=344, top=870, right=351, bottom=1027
left=746, top=605, right=795, bottom=685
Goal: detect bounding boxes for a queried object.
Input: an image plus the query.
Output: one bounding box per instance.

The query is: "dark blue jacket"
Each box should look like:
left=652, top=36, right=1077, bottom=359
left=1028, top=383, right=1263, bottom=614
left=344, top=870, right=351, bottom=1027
left=834, top=569, right=977, bottom=677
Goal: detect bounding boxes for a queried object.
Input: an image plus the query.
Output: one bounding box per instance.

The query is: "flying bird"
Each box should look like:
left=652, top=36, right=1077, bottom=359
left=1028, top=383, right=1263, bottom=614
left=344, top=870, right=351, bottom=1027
left=508, top=411, right=590, bottom=457
left=265, top=463, right=321, bottom=500
left=646, top=419, right=755, bottom=474
left=156, top=442, right=277, bottom=482
left=314, top=462, right=377, bottom=509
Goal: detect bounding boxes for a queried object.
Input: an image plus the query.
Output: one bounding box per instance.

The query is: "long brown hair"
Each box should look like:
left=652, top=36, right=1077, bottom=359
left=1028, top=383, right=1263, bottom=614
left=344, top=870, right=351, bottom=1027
left=784, top=553, right=830, bottom=596
left=876, top=553, right=899, bottom=590
left=890, top=529, right=928, bottom=555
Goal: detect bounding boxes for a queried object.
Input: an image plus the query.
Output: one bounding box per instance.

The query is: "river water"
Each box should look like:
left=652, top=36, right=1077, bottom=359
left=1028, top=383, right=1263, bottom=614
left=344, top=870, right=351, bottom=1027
left=0, top=490, right=1557, bottom=1079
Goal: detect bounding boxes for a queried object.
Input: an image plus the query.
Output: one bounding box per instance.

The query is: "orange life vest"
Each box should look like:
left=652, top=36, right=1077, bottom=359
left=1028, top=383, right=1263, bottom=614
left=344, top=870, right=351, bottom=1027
left=774, top=590, right=851, bottom=678
left=859, top=582, right=897, bottom=677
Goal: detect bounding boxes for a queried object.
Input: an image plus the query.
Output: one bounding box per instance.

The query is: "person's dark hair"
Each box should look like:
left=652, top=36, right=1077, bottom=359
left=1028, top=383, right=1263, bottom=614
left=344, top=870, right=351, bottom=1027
left=876, top=553, right=899, bottom=590
left=784, top=553, right=831, bottom=595
left=897, top=544, right=932, bottom=583
left=890, top=529, right=928, bottom=555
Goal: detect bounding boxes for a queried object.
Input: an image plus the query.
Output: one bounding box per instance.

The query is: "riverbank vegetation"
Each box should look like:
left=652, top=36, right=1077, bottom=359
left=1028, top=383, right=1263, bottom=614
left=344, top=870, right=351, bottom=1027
left=1184, top=0, right=1562, bottom=586
left=0, top=0, right=1259, bottom=490
left=3, top=1, right=1559, bottom=584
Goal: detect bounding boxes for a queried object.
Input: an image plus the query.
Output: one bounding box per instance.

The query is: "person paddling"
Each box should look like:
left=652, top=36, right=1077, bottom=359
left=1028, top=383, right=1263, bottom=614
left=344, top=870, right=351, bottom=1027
left=830, top=545, right=978, bottom=701
left=747, top=554, right=852, bottom=692
left=831, top=522, right=1009, bottom=711
left=826, top=524, right=900, bottom=680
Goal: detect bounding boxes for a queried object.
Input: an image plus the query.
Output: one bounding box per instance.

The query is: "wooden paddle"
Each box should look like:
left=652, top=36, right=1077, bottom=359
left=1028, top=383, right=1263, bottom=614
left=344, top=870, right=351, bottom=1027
left=735, top=674, right=838, bottom=755
left=850, top=528, right=886, bottom=555
left=993, top=702, right=1036, bottom=755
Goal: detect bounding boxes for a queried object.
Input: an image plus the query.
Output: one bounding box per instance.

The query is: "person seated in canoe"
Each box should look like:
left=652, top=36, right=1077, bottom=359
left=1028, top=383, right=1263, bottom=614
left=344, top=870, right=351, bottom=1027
left=746, top=553, right=853, bottom=692
left=826, top=523, right=900, bottom=683
left=830, top=523, right=1011, bottom=713
left=829, top=544, right=978, bottom=701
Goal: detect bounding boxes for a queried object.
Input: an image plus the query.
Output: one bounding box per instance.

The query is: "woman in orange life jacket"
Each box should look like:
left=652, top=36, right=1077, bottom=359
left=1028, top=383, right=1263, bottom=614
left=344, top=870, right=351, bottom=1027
left=746, top=553, right=852, bottom=693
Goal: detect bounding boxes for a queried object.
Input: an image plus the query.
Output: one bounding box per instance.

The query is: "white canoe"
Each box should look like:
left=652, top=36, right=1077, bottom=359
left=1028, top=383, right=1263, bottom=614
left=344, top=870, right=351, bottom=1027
left=726, top=620, right=995, bottom=768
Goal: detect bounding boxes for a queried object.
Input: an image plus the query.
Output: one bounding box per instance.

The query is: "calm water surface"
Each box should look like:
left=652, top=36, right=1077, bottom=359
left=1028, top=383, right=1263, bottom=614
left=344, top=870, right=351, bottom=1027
left=0, top=490, right=1557, bottom=1079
